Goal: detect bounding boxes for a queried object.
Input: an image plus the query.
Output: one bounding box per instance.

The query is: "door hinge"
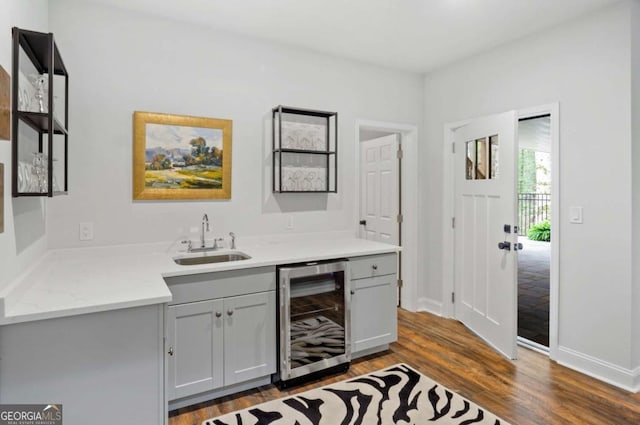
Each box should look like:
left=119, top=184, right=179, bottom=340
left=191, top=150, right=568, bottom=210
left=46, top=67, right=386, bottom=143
left=397, top=146, right=403, bottom=159
left=397, top=279, right=403, bottom=288
left=451, top=217, right=455, bottom=229
left=397, top=214, right=403, bottom=224
left=451, top=292, right=455, bottom=303
left=452, top=142, right=455, bottom=154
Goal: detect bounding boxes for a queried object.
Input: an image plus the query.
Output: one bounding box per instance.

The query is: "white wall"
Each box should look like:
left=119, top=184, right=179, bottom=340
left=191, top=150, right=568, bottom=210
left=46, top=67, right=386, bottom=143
left=631, top=0, right=640, bottom=386
left=422, top=2, right=637, bottom=388
left=46, top=0, right=423, bottom=249
left=0, top=1, right=48, bottom=294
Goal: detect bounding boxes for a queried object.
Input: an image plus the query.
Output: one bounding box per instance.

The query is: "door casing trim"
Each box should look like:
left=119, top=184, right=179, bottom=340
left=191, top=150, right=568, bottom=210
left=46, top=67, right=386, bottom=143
left=442, top=103, right=560, bottom=360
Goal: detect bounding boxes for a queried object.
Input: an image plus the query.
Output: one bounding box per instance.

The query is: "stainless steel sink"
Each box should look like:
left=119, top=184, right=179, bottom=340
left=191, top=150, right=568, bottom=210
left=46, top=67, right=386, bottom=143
left=173, top=251, right=251, bottom=266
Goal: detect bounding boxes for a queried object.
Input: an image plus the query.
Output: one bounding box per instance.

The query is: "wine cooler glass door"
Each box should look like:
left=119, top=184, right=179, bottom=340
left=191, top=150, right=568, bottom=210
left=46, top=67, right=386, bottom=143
left=279, top=261, right=350, bottom=381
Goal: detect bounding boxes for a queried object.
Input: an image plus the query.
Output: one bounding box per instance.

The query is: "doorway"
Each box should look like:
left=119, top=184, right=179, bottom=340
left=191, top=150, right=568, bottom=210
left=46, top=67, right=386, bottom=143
left=359, top=133, right=400, bottom=244
left=517, top=115, right=552, bottom=352
left=450, top=110, right=519, bottom=359
left=358, top=130, right=402, bottom=305
left=355, top=120, right=419, bottom=312
left=443, top=104, right=560, bottom=360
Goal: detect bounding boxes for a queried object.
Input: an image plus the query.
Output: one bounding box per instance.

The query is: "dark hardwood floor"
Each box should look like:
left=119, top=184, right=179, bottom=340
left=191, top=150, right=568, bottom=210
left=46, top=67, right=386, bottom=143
left=169, top=309, right=640, bottom=424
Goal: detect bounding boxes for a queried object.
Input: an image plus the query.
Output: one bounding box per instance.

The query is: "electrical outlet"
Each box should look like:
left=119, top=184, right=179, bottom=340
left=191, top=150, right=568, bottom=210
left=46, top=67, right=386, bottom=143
left=79, top=222, right=94, bottom=241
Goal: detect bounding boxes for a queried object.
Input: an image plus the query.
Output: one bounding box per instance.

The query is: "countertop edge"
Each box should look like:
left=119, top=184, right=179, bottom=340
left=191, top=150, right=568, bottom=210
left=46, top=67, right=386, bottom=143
left=0, top=294, right=173, bottom=326
left=1, top=241, right=400, bottom=326
left=160, top=246, right=400, bottom=278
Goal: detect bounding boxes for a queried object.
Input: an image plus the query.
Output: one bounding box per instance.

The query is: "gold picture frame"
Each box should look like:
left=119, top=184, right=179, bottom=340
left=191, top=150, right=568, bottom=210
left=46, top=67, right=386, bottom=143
left=0, top=65, right=9, bottom=140
left=0, top=163, right=4, bottom=233
left=133, top=111, right=232, bottom=200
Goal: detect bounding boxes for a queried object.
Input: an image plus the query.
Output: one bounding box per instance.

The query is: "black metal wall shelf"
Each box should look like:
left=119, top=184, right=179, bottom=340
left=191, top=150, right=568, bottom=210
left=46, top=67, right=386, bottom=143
left=15, top=111, right=67, bottom=135
left=12, top=27, right=69, bottom=197
left=273, top=148, right=336, bottom=155
left=272, top=105, right=337, bottom=193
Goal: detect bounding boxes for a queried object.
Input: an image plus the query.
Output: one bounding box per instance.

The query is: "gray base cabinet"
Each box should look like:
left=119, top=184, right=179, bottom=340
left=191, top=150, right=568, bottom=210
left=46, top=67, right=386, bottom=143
left=0, top=305, right=164, bottom=425
left=164, top=267, right=276, bottom=402
left=350, top=254, right=398, bottom=354
left=167, top=299, right=224, bottom=400
left=224, top=292, right=276, bottom=385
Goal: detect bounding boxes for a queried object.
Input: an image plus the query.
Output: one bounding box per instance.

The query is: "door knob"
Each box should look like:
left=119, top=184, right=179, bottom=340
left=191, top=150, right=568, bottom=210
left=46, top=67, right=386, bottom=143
left=498, top=241, right=511, bottom=251
left=215, top=311, right=222, bottom=318
left=514, top=243, right=523, bottom=251
left=168, top=347, right=174, bottom=356
left=227, top=309, right=234, bottom=316
left=372, top=264, right=378, bottom=270
left=359, top=220, right=367, bottom=226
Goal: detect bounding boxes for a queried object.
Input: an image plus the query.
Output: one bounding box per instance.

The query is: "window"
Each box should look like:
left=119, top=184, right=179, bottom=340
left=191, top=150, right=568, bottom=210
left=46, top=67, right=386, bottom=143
left=465, top=135, right=499, bottom=180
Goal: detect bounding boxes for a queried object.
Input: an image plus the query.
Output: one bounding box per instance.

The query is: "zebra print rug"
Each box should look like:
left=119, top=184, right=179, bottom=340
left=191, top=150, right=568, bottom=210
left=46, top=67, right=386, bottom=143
left=203, top=363, right=510, bottom=425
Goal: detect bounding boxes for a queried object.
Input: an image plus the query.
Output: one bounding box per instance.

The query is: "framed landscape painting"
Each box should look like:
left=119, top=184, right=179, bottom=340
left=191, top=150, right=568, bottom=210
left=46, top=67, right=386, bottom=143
left=133, top=111, right=232, bottom=200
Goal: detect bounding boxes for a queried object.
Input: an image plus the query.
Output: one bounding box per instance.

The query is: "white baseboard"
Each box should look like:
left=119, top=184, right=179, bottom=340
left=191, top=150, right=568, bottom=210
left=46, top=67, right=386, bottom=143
left=416, top=297, right=442, bottom=316
left=632, top=366, right=640, bottom=392
left=557, top=346, right=640, bottom=392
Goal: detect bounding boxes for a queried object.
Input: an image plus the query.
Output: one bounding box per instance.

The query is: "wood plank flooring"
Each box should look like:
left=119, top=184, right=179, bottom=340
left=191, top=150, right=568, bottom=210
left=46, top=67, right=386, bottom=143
left=169, top=309, right=640, bottom=424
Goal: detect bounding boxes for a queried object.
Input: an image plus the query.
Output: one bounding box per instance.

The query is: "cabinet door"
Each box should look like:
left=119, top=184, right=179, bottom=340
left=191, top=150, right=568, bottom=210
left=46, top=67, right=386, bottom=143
left=352, top=275, right=398, bottom=353
left=223, top=291, right=276, bottom=385
left=167, top=299, right=224, bottom=400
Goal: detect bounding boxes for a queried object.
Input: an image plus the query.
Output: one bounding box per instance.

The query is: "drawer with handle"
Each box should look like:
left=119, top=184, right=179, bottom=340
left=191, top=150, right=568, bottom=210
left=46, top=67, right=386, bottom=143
left=349, top=253, right=397, bottom=280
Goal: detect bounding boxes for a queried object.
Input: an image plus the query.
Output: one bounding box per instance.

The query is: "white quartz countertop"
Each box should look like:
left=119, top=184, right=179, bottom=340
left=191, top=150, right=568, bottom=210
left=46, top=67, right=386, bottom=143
left=0, top=232, right=399, bottom=325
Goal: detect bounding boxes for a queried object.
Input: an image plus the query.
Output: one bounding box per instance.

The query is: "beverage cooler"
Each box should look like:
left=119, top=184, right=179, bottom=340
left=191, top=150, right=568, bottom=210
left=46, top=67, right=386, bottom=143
left=277, top=260, right=350, bottom=387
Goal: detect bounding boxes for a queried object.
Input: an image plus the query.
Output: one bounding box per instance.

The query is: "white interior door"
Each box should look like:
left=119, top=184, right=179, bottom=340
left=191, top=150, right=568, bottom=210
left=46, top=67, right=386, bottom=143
left=453, top=111, right=518, bottom=359
left=359, top=134, right=399, bottom=245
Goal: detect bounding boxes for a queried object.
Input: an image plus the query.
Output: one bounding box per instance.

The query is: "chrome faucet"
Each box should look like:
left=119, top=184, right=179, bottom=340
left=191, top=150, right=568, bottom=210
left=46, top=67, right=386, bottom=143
left=201, top=214, right=209, bottom=248
left=229, top=232, right=236, bottom=249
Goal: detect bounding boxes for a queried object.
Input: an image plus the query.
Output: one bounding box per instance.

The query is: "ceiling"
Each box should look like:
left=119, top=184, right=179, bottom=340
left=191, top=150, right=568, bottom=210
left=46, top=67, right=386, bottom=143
left=85, top=0, right=620, bottom=72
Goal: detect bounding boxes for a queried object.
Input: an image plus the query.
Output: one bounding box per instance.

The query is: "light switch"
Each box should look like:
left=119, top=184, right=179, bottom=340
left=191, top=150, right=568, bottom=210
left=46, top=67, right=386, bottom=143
left=569, top=206, right=583, bottom=224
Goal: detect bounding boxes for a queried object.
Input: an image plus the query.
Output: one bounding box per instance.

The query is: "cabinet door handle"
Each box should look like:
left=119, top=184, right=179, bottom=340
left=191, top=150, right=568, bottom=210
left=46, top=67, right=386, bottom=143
left=227, top=309, right=234, bottom=316
left=215, top=311, right=222, bottom=318
left=350, top=290, right=355, bottom=295
left=372, top=264, right=378, bottom=270
left=168, top=347, right=174, bottom=356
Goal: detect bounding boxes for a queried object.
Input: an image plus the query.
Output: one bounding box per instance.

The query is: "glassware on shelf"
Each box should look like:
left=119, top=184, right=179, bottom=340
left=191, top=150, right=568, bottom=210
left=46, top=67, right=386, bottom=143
left=281, top=122, right=298, bottom=149
left=29, top=74, right=48, bottom=113
left=30, top=152, right=58, bottom=193
left=280, top=167, right=326, bottom=192
left=279, top=122, right=327, bottom=151
left=13, top=28, right=70, bottom=198
left=298, top=124, right=312, bottom=149
left=272, top=106, right=337, bottom=193
left=31, top=152, right=47, bottom=192
left=17, top=88, right=26, bottom=111
left=17, top=161, right=29, bottom=192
